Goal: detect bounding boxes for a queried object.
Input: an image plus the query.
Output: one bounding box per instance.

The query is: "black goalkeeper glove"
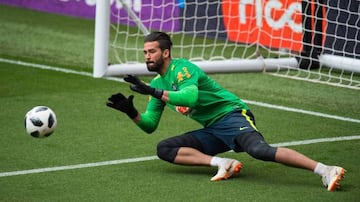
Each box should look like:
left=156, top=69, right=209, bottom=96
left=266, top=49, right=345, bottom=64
left=106, top=93, right=138, bottom=119
left=124, top=75, right=163, bottom=99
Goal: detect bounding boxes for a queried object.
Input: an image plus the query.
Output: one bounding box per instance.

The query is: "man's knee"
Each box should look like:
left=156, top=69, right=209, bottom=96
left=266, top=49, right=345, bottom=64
left=157, top=133, right=203, bottom=163
left=235, top=131, right=277, bottom=161
left=247, top=143, right=277, bottom=161
left=157, top=139, right=179, bottom=163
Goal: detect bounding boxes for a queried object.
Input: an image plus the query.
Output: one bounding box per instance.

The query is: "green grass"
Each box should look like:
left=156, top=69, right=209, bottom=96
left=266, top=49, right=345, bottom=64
left=1, top=4, right=360, bottom=202
left=0, top=4, right=95, bottom=71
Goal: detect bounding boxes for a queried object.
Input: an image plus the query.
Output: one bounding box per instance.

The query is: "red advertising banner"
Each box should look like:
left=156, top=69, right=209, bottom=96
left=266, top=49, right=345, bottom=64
left=222, top=0, right=303, bottom=51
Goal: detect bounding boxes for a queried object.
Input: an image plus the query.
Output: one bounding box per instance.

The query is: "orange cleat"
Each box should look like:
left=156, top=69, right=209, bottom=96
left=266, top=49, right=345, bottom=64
left=322, top=166, right=346, bottom=191
left=211, top=159, right=243, bottom=181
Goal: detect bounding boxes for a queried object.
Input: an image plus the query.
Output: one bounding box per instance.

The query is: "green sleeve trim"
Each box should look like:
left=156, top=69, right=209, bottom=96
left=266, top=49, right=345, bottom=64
left=168, top=84, right=198, bottom=107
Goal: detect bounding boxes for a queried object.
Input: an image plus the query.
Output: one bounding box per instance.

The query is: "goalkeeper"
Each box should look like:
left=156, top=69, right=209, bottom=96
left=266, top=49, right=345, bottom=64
left=106, top=32, right=345, bottom=191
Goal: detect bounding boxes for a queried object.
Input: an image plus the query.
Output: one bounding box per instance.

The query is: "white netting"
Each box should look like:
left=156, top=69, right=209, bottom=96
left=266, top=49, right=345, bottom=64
left=100, top=0, right=360, bottom=89
left=269, top=0, right=360, bottom=89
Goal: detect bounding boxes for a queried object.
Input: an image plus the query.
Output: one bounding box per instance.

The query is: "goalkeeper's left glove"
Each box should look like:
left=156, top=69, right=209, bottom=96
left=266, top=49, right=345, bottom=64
left=124, top=75, right=163, bottom=99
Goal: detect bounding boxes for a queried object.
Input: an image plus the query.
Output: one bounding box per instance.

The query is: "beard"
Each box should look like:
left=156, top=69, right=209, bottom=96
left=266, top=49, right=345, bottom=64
left=146, top=57, right=164, bottom=72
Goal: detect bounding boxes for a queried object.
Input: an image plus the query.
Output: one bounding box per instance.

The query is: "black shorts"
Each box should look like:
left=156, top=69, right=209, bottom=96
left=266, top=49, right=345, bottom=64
left=187, top=110, right=261, bottom=155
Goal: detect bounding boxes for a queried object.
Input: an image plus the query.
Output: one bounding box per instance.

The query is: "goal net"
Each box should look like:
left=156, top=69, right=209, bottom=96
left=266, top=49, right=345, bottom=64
left=93, top=0, right=360, bottom=89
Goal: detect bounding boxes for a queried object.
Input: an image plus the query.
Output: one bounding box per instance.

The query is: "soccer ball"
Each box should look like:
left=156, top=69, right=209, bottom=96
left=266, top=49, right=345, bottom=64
left=24, top=106, right=57, bottom=138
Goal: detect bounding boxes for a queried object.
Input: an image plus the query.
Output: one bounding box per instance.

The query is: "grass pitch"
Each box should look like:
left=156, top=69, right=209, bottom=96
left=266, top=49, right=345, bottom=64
left=0, top=4, right=359, bottom=202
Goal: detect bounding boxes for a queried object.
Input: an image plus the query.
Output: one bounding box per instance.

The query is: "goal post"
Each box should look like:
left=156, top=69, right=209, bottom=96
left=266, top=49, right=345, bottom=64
left=93, top=0, right=360, bottom=89
left=93, top=0, right=110, bottom=78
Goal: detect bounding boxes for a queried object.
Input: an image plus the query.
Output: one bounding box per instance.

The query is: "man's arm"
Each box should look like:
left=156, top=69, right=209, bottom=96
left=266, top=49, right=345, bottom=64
left=136, top=108, right=163, bottom=134
left=161, top=85, right=198, bottom=107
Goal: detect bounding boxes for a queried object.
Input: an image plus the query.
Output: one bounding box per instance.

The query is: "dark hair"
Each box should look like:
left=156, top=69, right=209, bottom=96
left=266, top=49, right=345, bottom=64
left=144, top=32, right=173, bottom=51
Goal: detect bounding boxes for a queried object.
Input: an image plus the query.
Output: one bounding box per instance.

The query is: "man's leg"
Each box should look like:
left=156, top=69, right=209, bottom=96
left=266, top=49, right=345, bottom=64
left=235, top=131, right=346, bottom=191
left=157, top=133, right=242, bottom=181
left=173, top=147, right=212, bottom=165
left=275, top=147, right=317, bottom=170
left=275, top=147, right=346, bottom=191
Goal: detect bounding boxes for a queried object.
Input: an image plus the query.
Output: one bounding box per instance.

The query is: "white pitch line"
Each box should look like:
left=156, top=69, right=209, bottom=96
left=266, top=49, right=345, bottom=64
left=0, top=58, right=125, bottom=82
left=0, top=156, right=158, bottom=178
left=270, top=135, right=360, bottom=147
left=0, top=58, right=93, bottom=77
left=244, top=100, right=360, bottom=124
left=1, top=135, right=360, bottom=178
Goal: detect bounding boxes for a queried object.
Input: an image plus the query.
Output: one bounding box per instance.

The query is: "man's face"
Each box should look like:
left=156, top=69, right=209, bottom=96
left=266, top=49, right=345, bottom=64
left=143, top=41, right=166, bottom=72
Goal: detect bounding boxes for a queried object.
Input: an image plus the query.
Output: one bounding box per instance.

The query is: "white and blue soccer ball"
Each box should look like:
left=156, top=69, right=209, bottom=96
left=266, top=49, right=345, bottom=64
left=24, top=106, right=57, bottom=138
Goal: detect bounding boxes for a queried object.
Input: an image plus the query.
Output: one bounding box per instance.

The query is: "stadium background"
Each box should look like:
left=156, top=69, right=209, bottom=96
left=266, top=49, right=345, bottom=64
left=1, top=0, right=359, bottom=57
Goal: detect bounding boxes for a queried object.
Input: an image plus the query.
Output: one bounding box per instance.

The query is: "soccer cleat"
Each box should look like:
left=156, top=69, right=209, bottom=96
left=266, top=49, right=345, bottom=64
left=321, top=166, right=346, bottom=191
left=210, top=159, right=243, bottom=181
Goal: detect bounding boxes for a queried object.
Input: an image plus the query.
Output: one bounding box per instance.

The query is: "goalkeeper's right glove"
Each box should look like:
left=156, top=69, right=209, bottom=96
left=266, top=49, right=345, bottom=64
left=106, top=93, right=138, bottom=119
